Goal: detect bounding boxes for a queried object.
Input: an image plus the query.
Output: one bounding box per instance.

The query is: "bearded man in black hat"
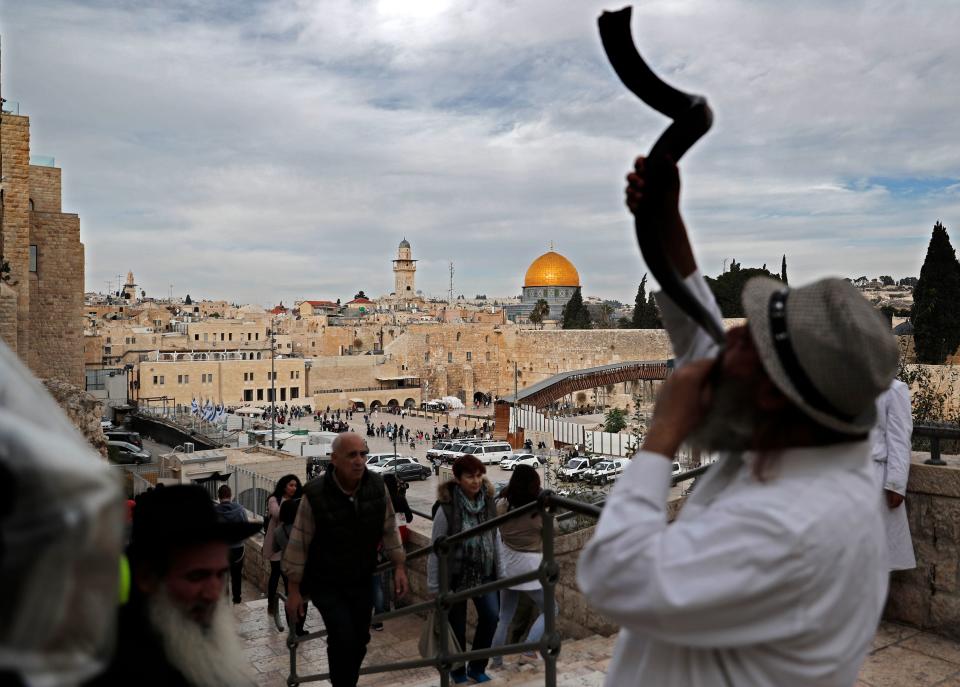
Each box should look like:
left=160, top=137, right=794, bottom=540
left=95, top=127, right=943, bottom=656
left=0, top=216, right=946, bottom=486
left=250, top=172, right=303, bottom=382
left=87, top=484, right=261, bottom=687
left=578, top=158, right=900, bottom=687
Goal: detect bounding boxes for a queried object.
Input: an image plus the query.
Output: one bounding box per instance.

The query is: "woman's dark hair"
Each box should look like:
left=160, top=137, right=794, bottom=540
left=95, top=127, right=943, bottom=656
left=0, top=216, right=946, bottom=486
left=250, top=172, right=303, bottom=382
left=452, top=454, right=485, bottom=479
left=279, top=498, right=300, bottom=526
left=272, top=474, right=302, bottom=503
left=500, top=464, right=540, bottom=509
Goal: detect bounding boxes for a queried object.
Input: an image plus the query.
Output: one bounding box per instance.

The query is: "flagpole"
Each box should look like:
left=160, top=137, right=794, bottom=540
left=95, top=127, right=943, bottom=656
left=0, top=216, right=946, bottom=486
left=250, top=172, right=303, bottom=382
left=270, top=317, right=276, bottom=449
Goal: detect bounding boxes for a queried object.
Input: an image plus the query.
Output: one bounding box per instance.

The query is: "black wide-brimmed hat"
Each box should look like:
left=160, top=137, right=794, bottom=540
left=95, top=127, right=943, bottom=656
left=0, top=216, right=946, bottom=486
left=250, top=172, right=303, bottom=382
left=129, top=484, right=261, bottom=563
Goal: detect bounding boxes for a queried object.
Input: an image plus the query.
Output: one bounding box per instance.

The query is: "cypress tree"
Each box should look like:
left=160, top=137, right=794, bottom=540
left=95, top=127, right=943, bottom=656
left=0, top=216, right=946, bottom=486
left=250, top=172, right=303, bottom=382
left=781, top=255, right=788, bottom=285
left=913, top=221, right=960, bottom=364
left=562, top=288, right=592, bottom=329
left=631, top=274, right=648, bottom=328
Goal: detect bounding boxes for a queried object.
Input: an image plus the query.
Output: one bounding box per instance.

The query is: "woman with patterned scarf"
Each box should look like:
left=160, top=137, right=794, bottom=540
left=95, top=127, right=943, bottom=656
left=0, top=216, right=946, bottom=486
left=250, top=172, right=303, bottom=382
left=428, top=454, right=500, bottom=684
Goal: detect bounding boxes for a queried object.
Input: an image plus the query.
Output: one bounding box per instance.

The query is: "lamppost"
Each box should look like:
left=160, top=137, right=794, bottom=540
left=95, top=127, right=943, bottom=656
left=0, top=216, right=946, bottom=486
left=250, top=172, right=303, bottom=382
left=270, top=319, right=277, bottom=448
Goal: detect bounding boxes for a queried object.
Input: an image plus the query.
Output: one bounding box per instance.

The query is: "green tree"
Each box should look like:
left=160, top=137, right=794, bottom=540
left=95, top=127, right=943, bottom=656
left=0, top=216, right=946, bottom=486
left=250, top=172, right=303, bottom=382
left=879, top=275, right=895, bottom=286
left=562, top=289, right=592, bottom=329
left=184, top=294, right=192, bottom=305
left=780, top=255, right=788, bottom=285
left=704, top=260, right=782, bottom=318
left=604, top=407, right=628, bottom=433
left=630, top=274, right=661, bottom=328
left=913, top=221, right=960, bottom=364
left=529, top=299, right=550, bottom=328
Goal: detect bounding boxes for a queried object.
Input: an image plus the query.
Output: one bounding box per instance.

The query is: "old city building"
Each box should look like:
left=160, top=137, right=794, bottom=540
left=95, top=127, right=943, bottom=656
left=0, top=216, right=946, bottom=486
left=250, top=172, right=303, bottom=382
left=0, top=106, right=84, bottom=385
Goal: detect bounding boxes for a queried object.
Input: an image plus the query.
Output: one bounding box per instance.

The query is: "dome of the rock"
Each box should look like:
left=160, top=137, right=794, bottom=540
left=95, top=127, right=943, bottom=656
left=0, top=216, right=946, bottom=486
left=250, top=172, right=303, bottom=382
left=523, top=251, right=580, bottom=288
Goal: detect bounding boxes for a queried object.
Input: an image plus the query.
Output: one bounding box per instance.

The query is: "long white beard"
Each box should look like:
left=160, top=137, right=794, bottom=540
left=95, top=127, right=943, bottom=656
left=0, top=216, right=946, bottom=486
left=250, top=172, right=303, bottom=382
left=687, top=376, right=758, bottom=453
left=147, top=585, right=253, bottom=687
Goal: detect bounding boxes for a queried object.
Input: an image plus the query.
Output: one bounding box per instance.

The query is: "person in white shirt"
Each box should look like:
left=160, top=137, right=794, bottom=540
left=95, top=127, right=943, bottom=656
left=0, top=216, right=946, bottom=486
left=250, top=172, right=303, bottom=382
left=870, top=379, right=917, bottom=570
left=577, top=156, right=900, bottom=687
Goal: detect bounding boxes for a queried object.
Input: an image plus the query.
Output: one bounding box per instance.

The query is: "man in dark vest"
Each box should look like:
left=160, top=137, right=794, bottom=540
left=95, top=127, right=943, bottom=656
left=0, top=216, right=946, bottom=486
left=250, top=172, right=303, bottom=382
left=283, top=432, right=408, bottom=686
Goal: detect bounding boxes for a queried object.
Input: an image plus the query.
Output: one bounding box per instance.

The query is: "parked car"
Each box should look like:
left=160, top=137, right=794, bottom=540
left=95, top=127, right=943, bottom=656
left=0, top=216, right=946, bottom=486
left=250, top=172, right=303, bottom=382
left=559, top=457, right=593, bottom=481
left=583, top=459, right=628, bottom=485
left=454, top=442, right=514, bottom=466
left=421, top=400, right=447, bottom=411
left=371, top=457, right=432, bottom=481
left=499, top=453, right=546, bottom=471
left=366, top=452, right=401, bottom=468
left=108, top=441, right=151, bottom=465
left=105, top=430, right=142, bottom=449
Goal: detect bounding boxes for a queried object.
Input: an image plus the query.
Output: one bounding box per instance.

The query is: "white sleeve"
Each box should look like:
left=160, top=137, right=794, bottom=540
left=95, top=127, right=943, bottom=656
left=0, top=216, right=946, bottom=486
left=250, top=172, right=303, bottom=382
left=654, top=270, right=724, bottom=368
left=577, top=452, right=810, bottom=647
left=884, top=382, right=913, bottom=495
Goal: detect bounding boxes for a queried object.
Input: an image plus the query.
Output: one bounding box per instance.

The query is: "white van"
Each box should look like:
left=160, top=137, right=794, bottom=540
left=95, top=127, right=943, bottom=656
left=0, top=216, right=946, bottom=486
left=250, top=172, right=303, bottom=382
left=455, top=442, right=514, bottom=465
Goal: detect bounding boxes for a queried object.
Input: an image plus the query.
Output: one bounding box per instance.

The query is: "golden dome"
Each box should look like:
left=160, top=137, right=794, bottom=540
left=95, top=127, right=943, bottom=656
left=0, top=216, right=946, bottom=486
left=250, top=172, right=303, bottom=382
left=524, top=251, right=580, bottom=288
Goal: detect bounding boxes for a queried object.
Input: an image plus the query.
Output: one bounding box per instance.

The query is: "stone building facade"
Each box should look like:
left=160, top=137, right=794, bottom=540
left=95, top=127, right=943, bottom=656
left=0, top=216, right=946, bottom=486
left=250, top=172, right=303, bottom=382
left=0, top=112, right=84, bottom=385
left=135, top=357, right=307, bottom=407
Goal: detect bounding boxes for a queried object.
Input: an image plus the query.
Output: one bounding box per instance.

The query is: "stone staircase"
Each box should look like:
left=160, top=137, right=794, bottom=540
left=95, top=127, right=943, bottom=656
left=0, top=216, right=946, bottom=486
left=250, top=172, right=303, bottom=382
left=402, top=634, right=614, bottom=687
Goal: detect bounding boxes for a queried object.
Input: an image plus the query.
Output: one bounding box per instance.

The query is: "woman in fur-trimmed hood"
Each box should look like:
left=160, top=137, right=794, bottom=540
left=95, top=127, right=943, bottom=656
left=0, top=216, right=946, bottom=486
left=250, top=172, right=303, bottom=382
left=427, top=454, right=500, bottom=683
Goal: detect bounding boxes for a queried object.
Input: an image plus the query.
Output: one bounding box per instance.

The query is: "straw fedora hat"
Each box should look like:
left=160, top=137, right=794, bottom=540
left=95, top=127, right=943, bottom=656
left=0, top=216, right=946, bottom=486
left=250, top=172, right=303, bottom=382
left=742, top=276, right=898, bottom=434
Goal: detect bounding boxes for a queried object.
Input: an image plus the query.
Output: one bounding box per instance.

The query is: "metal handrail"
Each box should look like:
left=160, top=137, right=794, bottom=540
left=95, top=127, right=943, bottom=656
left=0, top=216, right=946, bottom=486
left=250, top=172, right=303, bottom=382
left=284, top=465, right=708, bottom=687
left=914, top=422, right=960, bottom=466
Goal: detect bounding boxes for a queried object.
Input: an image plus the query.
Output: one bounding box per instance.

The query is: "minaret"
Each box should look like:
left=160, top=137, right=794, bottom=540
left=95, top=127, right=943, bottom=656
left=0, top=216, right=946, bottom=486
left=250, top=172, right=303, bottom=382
left=393, top=238, right=417, bottom=298
left=121, top=270, right=138, bottom=301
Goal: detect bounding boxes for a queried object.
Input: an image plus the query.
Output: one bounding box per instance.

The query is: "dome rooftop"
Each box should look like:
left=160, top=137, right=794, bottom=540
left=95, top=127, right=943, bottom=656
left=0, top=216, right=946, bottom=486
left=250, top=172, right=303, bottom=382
left=399, top=238, right=410, bottom=249
left=524, top=251, right=580, bottom=288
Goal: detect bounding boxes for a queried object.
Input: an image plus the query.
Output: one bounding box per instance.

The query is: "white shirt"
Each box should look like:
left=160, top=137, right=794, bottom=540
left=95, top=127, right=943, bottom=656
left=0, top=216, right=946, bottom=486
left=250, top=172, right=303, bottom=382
left=576, top=270, right=888, bottom=687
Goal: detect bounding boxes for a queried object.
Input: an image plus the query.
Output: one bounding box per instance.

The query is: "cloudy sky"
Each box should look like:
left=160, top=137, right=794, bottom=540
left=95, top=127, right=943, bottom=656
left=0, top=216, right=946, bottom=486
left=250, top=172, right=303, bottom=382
left=2, top=0, right=958, bottom=306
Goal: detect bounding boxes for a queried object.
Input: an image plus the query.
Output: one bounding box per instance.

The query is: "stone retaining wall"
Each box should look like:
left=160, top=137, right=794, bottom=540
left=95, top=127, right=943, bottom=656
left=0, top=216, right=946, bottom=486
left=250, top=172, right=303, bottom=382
left=885, top=454, right=960, bottom=638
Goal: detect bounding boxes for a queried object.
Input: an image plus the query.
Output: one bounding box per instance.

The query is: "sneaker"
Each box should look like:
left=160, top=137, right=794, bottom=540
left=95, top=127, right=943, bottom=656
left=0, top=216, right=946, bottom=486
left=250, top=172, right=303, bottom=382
left=519, top=651, right=539, bottom=664
left=371, top=622, right=384, bottom=631
left=467, top=671, right=492, bottom=683
left=489, top=658, right=503, bottom=669
left=452, top=675, right=469, bottom=684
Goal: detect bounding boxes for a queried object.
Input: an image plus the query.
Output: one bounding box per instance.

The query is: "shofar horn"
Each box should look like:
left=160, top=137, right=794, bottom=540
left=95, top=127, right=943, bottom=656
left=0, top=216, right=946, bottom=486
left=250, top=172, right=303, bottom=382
left=598, top=5, right=724, bottom=345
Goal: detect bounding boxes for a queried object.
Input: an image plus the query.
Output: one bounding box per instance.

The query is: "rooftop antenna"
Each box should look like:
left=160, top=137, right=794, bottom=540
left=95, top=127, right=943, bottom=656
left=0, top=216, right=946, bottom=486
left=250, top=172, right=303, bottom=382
left=448, top=261, right=454, bottom=306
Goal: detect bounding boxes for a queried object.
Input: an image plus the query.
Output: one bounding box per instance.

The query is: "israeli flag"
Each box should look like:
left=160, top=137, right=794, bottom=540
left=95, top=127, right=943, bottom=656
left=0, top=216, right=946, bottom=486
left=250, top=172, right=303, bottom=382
left=204, top=400, right=215, bottom=422
left=191, top=398, right=199, bottom=416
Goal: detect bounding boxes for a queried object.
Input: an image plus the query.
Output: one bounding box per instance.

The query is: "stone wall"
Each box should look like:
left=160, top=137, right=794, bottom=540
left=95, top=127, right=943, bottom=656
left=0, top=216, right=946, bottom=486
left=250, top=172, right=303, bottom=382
left=1, top=114, right=32, bottom=356
left=886, top=455, right=960, bottom=638
left=384, top=324, right=680, bottom=403
left=29, top=165, right=62, bottom=213
left=0, top=282, right=17, bottom=352
left=42, top=378, right=108, bottom=456
left=29, top=212, right=84, bottom=385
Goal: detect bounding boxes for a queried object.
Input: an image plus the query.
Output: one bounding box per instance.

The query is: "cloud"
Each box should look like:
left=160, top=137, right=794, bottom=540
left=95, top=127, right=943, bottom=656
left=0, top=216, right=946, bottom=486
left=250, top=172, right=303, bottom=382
left=2, top=0, right=959, bottom=304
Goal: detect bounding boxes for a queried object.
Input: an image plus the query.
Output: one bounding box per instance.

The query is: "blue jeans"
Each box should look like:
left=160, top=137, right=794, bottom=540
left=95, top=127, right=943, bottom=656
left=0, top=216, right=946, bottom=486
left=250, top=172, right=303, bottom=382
left=448, top=583, right=499, bottom=678
left=490, top=588, right=555, bottom=657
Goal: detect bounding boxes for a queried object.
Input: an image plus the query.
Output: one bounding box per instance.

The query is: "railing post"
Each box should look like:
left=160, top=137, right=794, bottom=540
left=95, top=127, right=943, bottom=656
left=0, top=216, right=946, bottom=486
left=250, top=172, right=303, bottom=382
left=925, top=433, right=946, bottom=466
left=436, top=536, right=451, bottom=687
left=540, top=495, right=560, bottom=687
